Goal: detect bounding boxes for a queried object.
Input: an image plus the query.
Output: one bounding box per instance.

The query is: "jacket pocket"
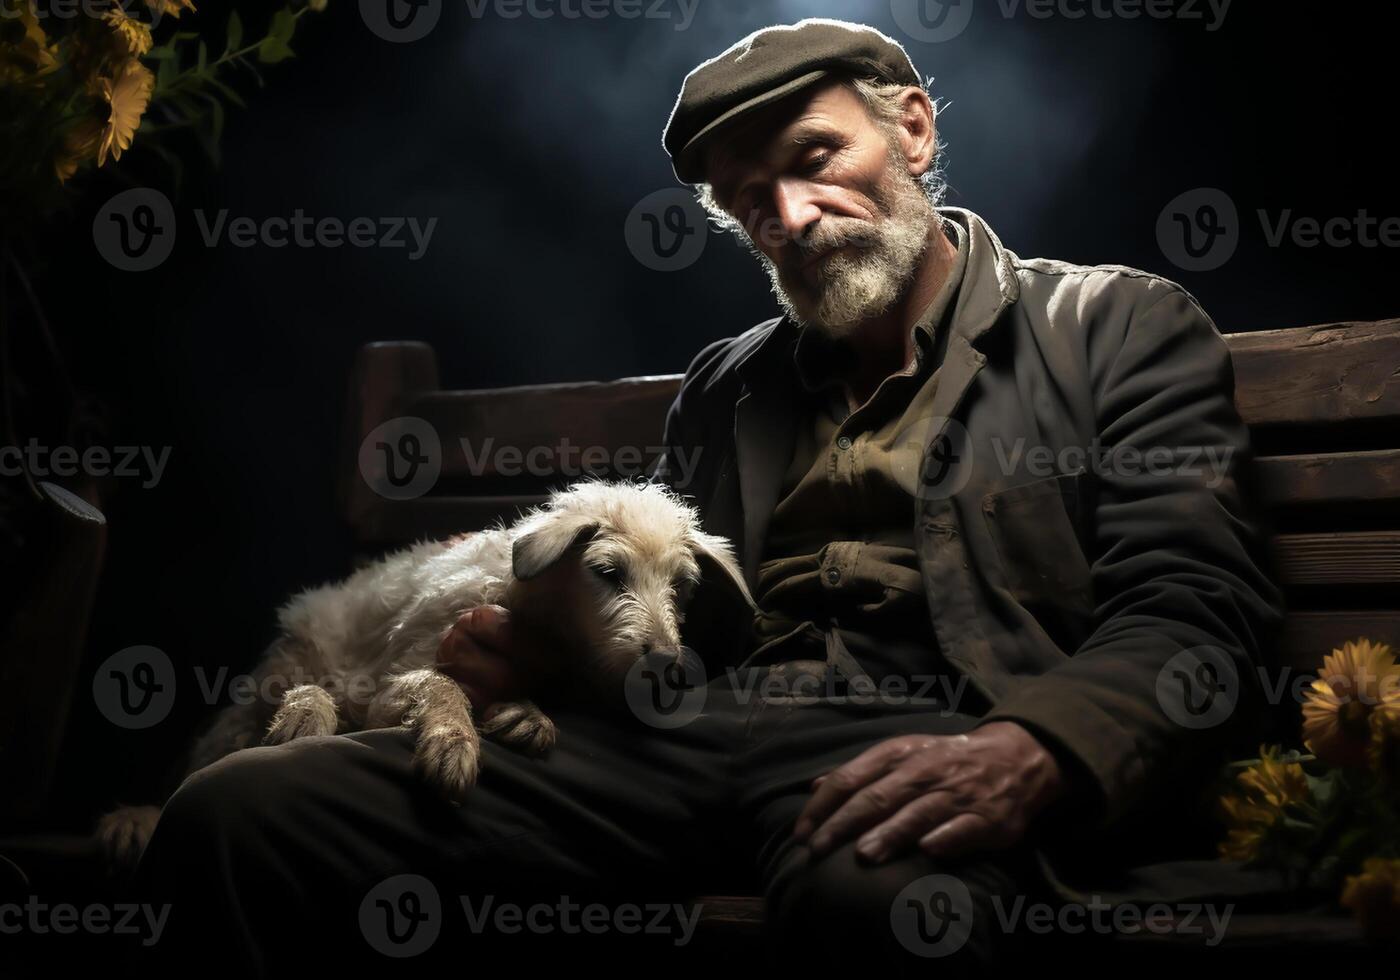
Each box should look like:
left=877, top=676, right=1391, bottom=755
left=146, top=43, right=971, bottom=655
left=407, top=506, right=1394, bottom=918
left=981, top=471, right=1095, bottom=648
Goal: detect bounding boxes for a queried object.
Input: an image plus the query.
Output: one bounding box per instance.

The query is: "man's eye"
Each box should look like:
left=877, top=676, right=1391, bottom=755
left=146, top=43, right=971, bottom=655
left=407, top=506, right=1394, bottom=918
left=800, top=150, right=832, bottom=174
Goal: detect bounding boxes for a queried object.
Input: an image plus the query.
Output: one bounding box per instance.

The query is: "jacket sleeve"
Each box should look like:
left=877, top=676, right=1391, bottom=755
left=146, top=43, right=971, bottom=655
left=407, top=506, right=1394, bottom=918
left=648, top=336, right=733, bottom=498
left=978, top=280, right=1285, bottom=829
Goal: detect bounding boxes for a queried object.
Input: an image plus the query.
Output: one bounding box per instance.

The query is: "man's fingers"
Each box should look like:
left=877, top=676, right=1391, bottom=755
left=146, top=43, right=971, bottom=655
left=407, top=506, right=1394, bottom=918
left=853, top=792, right=958, bottom=864
left=918, top=813, right=999, bottom=861
left=458, top=604, right=511, bottom=650
left=794, top=741, right=908, bottom=841
left=807, top=772, right=925, bottom=857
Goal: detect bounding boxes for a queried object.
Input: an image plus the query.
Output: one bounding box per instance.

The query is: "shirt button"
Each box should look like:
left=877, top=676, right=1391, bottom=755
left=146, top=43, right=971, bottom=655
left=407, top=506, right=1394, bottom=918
left=836, top=436, right=852, bottom=450
left=825, top=568, right=841, bottom=584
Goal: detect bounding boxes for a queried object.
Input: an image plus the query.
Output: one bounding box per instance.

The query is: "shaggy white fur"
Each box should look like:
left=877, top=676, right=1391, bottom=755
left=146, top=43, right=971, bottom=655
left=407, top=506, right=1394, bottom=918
left=97, top=480, right=750, bottom=871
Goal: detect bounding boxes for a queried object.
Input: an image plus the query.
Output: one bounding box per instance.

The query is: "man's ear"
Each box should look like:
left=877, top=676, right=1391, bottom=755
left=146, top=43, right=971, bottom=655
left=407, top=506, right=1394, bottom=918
left=896, top=86, right=937, bottom=177
left=690, top=530, right=754, bottom=609
left=512, top=517, right=600, bottom=580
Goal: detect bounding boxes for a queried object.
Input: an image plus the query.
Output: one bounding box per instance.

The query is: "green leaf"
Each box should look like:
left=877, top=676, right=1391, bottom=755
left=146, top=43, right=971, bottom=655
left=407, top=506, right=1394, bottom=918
left=225, top=11, right=244, bottom=58
left=269, top=8, right=298, bottom=45
left=257, top=37, right=295, bottom=65
left=145, top=45, right=179, bottom=61
left=203, top=75, right=247, bottom=108
left=197, top=40, right=207, bottom=74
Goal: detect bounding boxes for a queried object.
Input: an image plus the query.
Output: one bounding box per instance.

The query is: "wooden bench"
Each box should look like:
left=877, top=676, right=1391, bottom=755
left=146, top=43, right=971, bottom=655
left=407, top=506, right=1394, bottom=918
left=341, top=319, right=1399, bottom=949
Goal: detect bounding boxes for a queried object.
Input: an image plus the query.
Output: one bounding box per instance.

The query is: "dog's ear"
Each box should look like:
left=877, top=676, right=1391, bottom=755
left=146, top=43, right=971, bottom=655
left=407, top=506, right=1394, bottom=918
left=690, top=530, right=754, bottom=609
left=512, top=517, right=600, bottom=580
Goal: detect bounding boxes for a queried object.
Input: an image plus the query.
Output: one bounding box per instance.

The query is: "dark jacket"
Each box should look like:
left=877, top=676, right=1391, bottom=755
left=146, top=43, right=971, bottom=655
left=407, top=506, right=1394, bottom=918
left=654, top=207, right=1284, bottom=865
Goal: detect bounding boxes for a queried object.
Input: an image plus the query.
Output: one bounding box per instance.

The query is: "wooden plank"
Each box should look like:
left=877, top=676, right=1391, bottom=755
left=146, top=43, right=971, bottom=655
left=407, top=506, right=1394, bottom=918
left=1277, top=610, right=1400, bottom=671
left=1257, top=449, right=1400, bottom=506
left=353, top=495, right=548, bottom=544
left=1275, top=532, right=1400, bottom=585
left=406, top=376, right=682, bottom=481
left=1225, top=321, right=1400, bottom=426
left=691, top=896, right=765, bottom=934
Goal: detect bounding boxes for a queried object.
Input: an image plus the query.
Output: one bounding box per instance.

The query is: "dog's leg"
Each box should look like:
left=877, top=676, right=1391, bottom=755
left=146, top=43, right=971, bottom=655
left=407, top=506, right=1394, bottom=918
left=481, top=701, right=557, bottom=756
left=371, top=669, right=481, bottom=800
left=263, top=685, right=340, bottom=745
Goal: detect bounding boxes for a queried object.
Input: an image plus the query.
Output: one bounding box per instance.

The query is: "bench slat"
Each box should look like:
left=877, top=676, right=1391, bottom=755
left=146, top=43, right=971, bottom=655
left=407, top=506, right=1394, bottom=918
left=1226, top=320, right=1400, bottom=426
left=1275, top=532, right=1400, bottom=585
left=1257, top=449, right=1400, bottom=506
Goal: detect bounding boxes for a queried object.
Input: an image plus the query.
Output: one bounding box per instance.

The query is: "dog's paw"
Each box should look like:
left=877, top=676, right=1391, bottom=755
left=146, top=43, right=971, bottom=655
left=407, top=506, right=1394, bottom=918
left=481, top=700, right=557, bottom=756
left=96, top=805, right=162, bottom=874
left=414, top=721, right=482, bottom=801
left=264, top=685, right=339, bottom=745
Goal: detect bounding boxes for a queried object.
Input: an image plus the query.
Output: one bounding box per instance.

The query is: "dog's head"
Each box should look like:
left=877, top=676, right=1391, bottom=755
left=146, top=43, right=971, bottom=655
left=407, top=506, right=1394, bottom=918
left=506, top=480, right=751, bottom=696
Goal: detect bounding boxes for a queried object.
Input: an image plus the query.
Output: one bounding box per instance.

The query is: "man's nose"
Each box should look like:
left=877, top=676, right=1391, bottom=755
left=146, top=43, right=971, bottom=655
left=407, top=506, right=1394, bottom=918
left=771, top=177, right=822, bottom=246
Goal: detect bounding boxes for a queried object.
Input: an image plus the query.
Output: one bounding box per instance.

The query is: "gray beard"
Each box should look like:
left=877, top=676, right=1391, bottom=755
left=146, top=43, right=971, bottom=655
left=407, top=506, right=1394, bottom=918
left=760, top=154, right=937, bottom=338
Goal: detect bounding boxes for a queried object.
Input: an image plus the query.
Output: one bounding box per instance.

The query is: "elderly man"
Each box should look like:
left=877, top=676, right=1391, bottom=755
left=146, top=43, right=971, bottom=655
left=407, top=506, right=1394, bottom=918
left=135, top=18, right=1282, bottom=978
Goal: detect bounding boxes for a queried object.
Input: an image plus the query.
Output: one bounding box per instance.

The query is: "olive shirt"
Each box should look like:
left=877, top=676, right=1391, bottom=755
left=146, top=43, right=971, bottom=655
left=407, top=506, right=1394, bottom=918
left=746, top=217, right=972, bottom=685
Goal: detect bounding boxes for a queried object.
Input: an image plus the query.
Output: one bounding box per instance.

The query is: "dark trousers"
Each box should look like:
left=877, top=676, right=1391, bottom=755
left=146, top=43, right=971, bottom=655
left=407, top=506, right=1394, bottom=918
left=132, top=671, right=1055, bottom=977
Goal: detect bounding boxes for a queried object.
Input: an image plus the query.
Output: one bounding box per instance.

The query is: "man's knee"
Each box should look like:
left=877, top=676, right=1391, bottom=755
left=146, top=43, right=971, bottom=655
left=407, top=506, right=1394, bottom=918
left=767, top=842, right=1034, bottom=977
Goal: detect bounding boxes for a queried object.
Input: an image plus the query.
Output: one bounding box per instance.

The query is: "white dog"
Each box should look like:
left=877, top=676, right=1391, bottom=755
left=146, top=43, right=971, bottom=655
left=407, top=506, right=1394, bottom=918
left=98, top=480, right=751, bottom=869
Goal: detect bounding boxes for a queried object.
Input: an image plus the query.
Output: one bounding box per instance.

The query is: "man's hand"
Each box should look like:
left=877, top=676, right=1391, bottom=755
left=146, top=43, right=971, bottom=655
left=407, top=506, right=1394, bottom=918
left=793, top=722, right=1066, bottom=864
left=436, top=605, right=526, bottom=714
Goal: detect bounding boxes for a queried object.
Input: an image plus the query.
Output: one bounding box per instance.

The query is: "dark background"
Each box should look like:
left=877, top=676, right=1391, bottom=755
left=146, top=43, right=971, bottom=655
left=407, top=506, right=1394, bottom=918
left=14, top=0, right=1399, bottom=821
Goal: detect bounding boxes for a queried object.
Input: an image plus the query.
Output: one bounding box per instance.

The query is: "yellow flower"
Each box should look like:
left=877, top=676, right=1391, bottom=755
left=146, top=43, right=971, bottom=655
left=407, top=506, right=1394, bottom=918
left=1217, top=745, right=1311, bottom=862
left=1302, top=638, right=1400, bottom=768
left=1369, top=703, right=1400, bottom=783
left=1340, top=858, right=1400, bottom=942
left=98, top=59, right=156, bottom=167
left=0, top=1, right=60, bottom=81
left=104, top=9, right=154, bottom=57
left=143, top=0, right=197, bottom=17
left=54, top=117, right=105, bottom=183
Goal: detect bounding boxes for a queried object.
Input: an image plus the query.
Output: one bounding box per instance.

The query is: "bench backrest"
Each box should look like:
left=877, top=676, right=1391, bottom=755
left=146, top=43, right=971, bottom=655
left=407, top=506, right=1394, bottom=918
left=340, top=321, right=1400, bottom=678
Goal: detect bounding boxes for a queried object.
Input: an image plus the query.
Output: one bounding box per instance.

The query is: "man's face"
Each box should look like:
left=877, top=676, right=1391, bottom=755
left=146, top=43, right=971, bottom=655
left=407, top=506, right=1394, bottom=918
left=705, top=81, right=937, bottom=336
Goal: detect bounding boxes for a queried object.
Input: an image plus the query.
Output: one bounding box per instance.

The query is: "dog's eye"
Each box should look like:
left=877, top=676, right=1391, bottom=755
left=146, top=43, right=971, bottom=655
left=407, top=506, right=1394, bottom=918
left=590, top=563, right=625, bottom=588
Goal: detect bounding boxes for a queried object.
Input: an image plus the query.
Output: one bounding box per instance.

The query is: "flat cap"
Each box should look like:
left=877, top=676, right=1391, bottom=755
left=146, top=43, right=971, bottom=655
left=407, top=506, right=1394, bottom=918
left=663, top=18, right=920, bottom=184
